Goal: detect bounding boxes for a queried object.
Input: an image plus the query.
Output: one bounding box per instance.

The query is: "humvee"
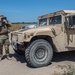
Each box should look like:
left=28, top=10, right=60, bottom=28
left=11, top=10, right=75, bottom=67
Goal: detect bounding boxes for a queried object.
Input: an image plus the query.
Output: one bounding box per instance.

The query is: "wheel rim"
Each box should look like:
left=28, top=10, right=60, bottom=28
left=34, top=46, right=48, bottom=62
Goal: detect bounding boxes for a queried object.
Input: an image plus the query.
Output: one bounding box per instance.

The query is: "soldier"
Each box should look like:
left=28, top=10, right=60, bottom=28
left=0, top=15, right=11, bottom=60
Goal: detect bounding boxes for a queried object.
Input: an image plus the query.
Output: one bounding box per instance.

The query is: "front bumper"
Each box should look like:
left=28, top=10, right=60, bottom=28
left=10, top=32, right=26, bottom=51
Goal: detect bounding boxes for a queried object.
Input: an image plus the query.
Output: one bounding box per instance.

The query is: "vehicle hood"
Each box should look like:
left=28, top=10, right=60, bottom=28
left=22, top=26, right=52, bottom=34
left=12, top=26, right=52, bottom=35
left=12, top=28, right=29, bottom=33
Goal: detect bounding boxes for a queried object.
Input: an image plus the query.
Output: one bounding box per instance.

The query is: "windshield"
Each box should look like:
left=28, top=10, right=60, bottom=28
left=22, top=24, right=36, bottom=29
left=39, top=18, right=47, bottom=26
left=27, top=24, right=36, bottom=28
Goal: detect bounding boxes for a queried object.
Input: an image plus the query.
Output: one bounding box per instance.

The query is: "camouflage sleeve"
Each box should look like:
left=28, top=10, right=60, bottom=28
left=5, top=19, right=12, bottom=27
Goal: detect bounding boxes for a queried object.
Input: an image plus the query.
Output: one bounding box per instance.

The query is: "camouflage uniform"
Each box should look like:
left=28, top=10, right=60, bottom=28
left=0, top=16, right=11, bottom=59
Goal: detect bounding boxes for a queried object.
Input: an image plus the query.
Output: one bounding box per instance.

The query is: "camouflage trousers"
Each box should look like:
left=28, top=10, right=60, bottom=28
left=0, top=35, right=10, bottom=57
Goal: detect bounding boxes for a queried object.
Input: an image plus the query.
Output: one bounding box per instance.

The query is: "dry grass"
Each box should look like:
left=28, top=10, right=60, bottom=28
left=53, top=64, right=75, bottom=75
left=9, top=23, right=25, bottom=31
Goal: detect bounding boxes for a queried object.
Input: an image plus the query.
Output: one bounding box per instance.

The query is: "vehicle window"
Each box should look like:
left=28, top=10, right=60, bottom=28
left=49, top=15, right=62, bottom=24
left=39, top=18, right=47, bottom=26
left=69, top=16, right=75, bottom=25
left=73, top=16, right=75, bottom=25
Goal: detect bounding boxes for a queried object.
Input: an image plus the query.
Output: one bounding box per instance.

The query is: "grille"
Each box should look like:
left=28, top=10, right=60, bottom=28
left=12, top=33, right=18, bottom=43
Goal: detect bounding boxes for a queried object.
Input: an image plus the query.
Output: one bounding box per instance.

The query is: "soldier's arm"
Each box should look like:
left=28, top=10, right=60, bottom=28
left=5, top=19, right=12, bottom=27
left=2, top=17, right=11, bottom=27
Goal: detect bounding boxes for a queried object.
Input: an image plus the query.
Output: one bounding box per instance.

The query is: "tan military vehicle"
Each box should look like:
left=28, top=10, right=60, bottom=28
left=11, top=10, right=75, bottom=67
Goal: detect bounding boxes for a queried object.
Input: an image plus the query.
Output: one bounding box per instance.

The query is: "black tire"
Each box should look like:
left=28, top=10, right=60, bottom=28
left=25, top=39, right=53, bottom=68
left=14, top=49, right=25, bottom=55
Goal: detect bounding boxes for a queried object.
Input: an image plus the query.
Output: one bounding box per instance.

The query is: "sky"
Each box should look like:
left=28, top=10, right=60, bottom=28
left=0, top=0, right=75, bottom=22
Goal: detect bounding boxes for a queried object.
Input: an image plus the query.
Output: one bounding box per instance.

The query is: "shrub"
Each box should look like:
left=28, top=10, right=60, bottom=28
left=53, top=64, right=75, bottom=75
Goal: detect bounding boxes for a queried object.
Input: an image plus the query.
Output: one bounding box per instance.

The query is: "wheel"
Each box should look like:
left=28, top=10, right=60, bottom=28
left=25, top=39, right=53, bottom=68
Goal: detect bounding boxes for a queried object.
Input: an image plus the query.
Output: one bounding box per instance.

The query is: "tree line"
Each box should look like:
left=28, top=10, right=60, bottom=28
left=12, top=22, right=37, bottom=24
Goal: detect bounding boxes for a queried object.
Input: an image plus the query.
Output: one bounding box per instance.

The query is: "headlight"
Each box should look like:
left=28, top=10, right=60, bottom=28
left=24, top=33, right=31, bottom=39
left=27, top=34, right=31, bottom=38
left=23, top=33, right=34, bottom=39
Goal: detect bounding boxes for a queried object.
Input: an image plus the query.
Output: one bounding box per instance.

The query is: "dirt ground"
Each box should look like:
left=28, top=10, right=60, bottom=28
left=0, top=45, right=75, bottom=75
